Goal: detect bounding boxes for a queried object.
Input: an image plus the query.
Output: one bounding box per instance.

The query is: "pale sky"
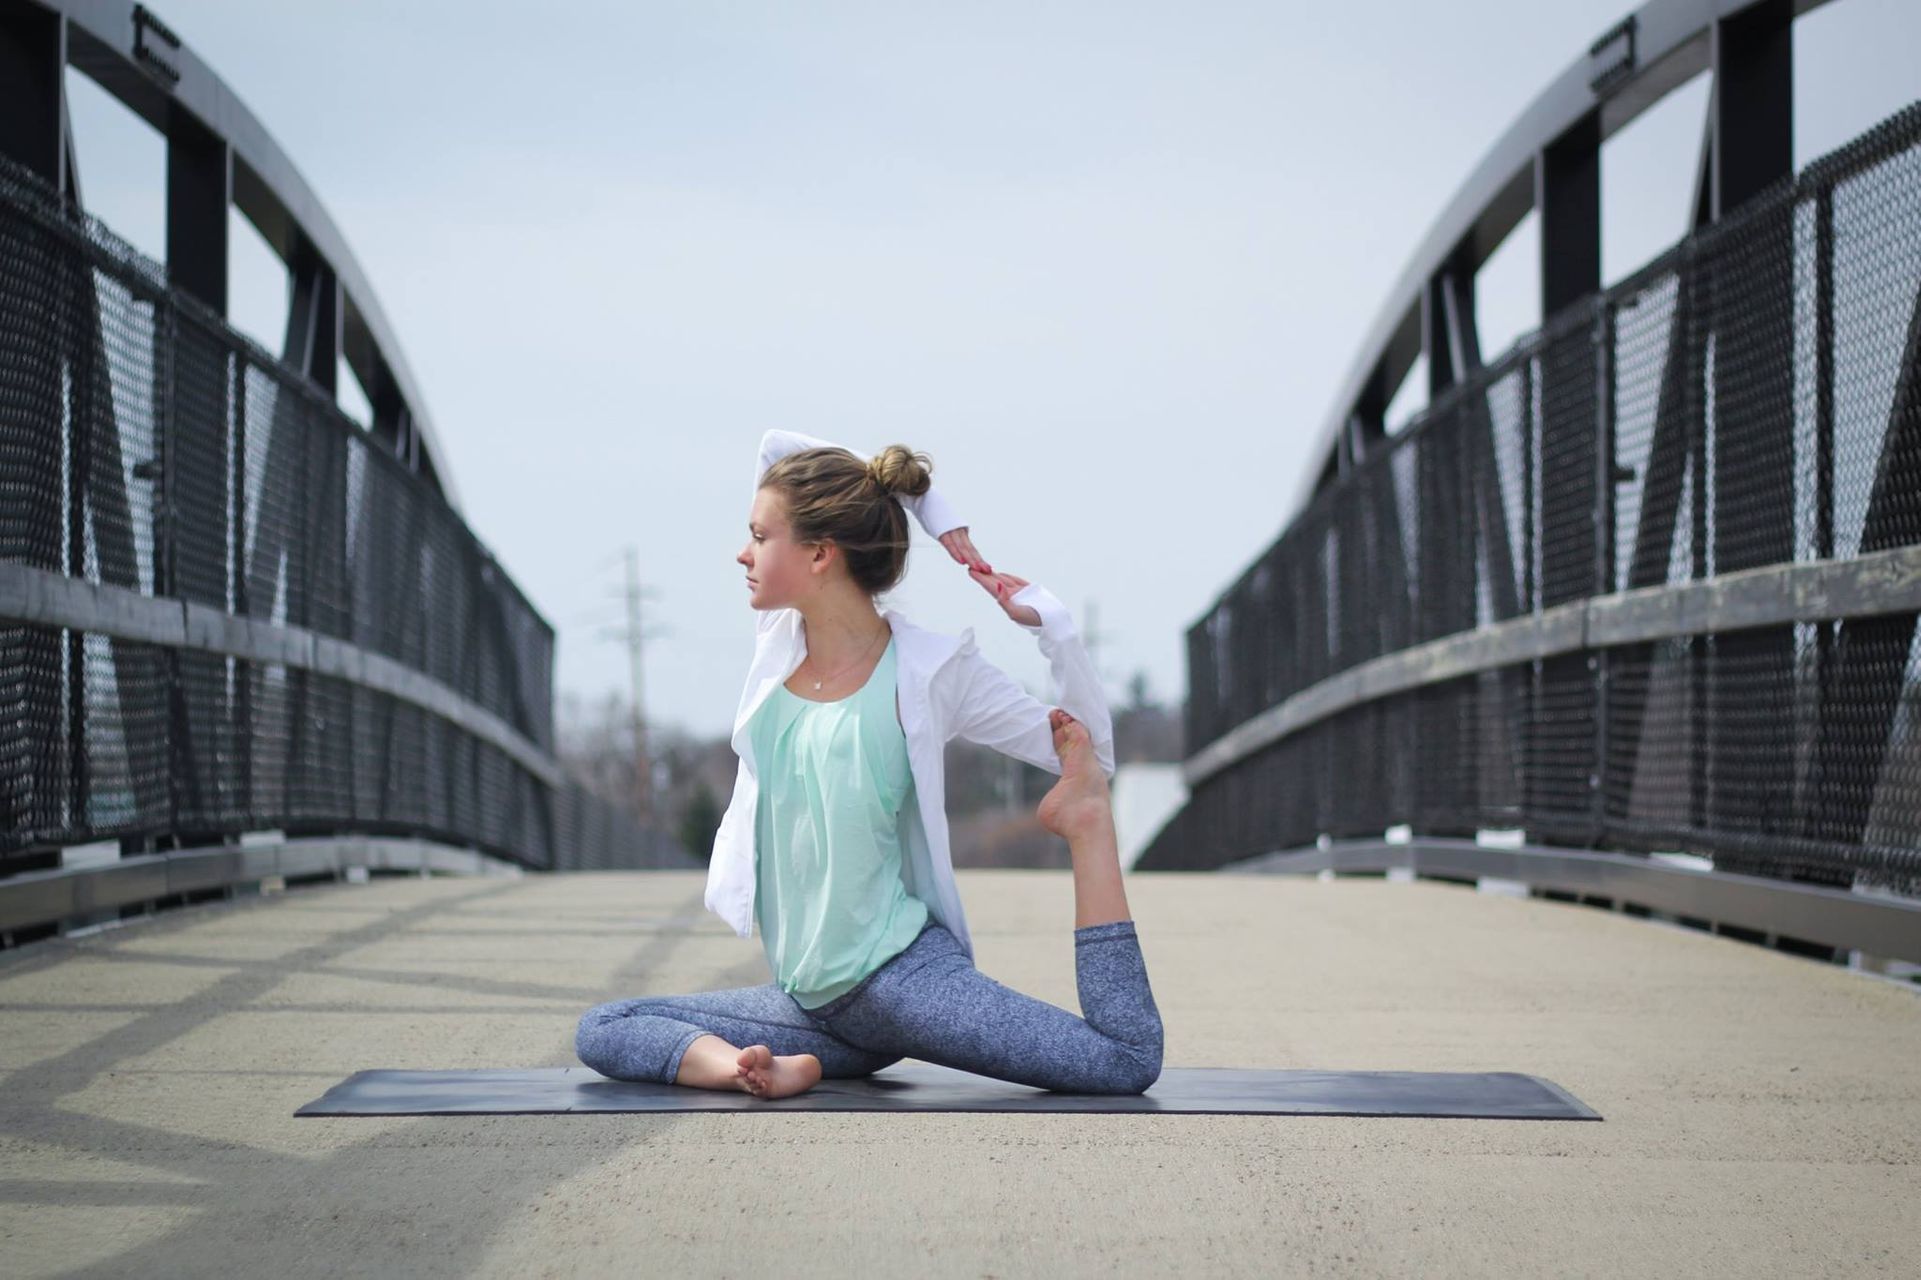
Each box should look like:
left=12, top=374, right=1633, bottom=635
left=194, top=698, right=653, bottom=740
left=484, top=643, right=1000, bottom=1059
left=61, top=0, right=1920, bottom=740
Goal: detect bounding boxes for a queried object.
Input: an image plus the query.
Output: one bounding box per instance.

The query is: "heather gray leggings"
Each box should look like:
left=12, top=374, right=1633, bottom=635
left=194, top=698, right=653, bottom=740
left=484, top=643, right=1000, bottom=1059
left=575, top=918, right=1164, bottom=1095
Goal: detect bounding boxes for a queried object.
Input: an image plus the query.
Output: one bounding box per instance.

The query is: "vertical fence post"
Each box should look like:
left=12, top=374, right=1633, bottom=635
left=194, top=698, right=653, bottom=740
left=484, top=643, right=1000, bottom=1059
left=1688, top=242, right=1710, bottom=838
left=1591, top=298, right=1615, bottom=848
left=232, top=353, right=252, bottom=826
left=156, top=290, right=183, bottom=847
left=62, top=207, right=90, bottom=846
left=1808, top=182, right=1835, bottom=846
left=1519, top=352, right=1538, bottom=833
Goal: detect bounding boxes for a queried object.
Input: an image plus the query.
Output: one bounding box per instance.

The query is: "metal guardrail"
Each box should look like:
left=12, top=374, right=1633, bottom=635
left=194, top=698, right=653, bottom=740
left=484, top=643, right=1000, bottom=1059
left=0, top=6, right=696, bottom=950
left=0, top=562, right=563, bottom=788
left=1185, top=544, right=1921, bottom=788
left=0, top=834, right=523, bottom=939
left=0, top=147, right=578, bottom=877
left=1147, top=69, right=1921, bottom=952
left=1228, top=838, right=1921, bottom=967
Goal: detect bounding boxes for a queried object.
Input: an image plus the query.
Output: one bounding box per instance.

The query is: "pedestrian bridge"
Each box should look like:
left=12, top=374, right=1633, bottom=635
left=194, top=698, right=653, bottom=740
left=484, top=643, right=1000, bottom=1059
left=3, top=869, right=1916, bottom=1276
left=3, top=0, right=1920, bottom=1273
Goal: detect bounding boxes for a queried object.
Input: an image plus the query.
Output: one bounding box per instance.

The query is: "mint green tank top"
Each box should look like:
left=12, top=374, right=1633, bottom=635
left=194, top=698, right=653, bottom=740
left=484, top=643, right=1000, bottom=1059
left=748, top=633, right=931, bottom=1009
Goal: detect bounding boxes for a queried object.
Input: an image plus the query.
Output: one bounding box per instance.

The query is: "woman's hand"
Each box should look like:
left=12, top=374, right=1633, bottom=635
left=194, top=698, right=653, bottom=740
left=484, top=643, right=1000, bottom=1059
left=969, top=566, right=1041, bottom=628
left=938, top=527, right=989, bottom=574
left=940, top=527, right=1038, bottom=626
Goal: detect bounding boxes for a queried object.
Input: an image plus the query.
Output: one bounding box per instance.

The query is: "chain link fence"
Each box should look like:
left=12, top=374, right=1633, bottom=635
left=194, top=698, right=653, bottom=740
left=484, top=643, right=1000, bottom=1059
left=0, top=152, right=689, bottom=877
left=1147, top=104, right=1921, bottom=897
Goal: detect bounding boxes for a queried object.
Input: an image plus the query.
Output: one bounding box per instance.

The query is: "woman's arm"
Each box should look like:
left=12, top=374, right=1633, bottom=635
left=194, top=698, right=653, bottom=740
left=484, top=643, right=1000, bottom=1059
left=943, top=581, right=1117, bottom=780
left=754, top=428, right=966, bottom=542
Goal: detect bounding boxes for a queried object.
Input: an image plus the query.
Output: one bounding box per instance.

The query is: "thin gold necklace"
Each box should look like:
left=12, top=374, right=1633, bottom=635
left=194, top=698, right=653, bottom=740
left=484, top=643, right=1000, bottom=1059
left=802, top=622, right=888, bottom=692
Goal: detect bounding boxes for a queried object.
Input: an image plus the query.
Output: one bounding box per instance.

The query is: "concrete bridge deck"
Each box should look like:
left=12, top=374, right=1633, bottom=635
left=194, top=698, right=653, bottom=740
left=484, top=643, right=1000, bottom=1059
left=2, top=868, right=1917, bottom=1277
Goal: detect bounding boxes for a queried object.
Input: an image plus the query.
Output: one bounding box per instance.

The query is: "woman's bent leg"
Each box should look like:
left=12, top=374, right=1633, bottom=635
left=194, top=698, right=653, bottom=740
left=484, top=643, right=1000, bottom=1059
left=574, top=982, right=901, bottom=1085
left=821, top=921, right=1164, bottom=1095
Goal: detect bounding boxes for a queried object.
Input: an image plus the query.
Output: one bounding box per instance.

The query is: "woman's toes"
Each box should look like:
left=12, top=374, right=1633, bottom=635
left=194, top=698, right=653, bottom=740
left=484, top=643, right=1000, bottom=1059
left=735, top=1044, right=774, bottom=1093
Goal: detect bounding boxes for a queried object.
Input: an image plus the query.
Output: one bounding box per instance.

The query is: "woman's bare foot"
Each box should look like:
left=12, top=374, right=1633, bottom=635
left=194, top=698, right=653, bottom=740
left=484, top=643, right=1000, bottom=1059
left=1037, top=708, right=1113, bottom=842
left=734, top=1044, right=823, bottom=1099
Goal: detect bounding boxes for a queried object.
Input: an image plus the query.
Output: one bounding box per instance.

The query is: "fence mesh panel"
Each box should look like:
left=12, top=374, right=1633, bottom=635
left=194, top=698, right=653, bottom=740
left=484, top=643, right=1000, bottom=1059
left=0, top=151, right=676, bottom=874
left=1154, top=104, right=1921, bottom=897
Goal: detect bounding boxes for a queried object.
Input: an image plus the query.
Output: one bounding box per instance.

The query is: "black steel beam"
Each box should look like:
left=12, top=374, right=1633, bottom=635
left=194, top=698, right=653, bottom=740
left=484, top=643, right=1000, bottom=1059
left=285, top=242, right=340, bottom=392
left=163, top=113, right=233, bottom=844
left=1443, top=268, right=1527, bottom=625
left=1538, top=112, right=1603, bottom=322
left=0, top=1, right=65, bottom=190
left=1703, top=0, right=1804, bottom=887
left=1438, top=267, right=1481, bottom=382
left=1424, top=274, right=1457, bottom=400
left=1531, top=116, right=1606, bottom=845
left=164, top=111, right=228, bottom=315
left=1688, top=104, right=1715, bottom=233
left=1709, top=0, right=1794, bottom=222
left=0, top=9, right=71, bottom=868
left=367, top=361, right=409, bottom=458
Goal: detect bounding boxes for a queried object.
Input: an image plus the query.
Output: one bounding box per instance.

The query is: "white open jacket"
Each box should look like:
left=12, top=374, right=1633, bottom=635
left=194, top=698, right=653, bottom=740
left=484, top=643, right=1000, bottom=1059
left=704, top=429, right=1117, bottom=962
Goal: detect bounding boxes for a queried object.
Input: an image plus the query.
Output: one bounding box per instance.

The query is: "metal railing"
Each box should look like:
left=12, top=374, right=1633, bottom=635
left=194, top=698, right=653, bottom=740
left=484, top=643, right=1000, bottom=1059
left=0, top=151, right=688, bottom=920
left=1143, top=104, right=1921, bottom=929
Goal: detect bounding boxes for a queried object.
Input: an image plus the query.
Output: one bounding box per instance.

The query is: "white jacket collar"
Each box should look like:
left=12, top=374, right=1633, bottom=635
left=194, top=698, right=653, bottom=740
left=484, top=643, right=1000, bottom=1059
left=729, top=606, right=972, bottom=755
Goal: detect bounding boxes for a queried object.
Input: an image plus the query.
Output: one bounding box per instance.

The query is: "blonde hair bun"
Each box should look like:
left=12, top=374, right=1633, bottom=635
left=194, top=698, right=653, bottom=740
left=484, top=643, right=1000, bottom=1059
left=867, top=444, right=933, bottom=499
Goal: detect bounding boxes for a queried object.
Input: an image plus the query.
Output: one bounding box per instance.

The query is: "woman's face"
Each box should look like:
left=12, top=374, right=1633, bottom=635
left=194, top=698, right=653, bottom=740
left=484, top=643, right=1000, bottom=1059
left=738, top=487, right=819, bottom=610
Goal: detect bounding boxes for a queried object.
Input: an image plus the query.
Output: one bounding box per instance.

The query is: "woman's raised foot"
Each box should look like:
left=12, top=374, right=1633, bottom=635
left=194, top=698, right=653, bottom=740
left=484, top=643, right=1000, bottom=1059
left=1036, top=708, right=1113, bottom=841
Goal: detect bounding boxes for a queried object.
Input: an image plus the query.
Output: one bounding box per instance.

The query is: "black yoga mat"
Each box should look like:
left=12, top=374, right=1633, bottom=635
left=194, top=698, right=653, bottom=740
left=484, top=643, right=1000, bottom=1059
left=295, top=1063, right=1601, bottom=1119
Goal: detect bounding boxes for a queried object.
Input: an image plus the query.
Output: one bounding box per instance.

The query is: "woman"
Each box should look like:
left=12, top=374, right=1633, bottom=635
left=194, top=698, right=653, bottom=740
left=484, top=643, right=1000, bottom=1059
left=574, top=429, right=1164, bottom=1098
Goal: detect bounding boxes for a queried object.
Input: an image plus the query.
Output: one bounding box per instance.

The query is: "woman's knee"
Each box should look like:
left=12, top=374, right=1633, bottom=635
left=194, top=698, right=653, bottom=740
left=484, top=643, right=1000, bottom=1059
left=574, top=1015, right=607, bottom=1070
left=575, top=1000, right=633, bottom=1049
left=1105, top=1033, right=1163, bottom=1095
left=1124, top=1044, right=1164, bottom=1094
left=573, top=1000, right=653, bottom=1069
left=574, top=1000, right=628, bottom=1046
left=1085, top=1047, right=1160, bottom=1096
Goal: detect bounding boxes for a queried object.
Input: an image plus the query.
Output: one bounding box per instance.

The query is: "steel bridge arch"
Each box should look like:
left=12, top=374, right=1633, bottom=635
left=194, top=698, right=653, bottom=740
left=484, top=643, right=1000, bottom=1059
left=1149, top=0, right=1921, bottom=965
left=1291, top=0, right=1827, bottom=516
left=2, top=0, right=460, bottom=507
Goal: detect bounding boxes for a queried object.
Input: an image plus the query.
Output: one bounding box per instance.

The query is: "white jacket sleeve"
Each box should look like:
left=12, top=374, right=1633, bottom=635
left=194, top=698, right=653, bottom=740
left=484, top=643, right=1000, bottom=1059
left=754, top=428, right=967, bottom=541
left=943, top=582, right=1116, bottom=780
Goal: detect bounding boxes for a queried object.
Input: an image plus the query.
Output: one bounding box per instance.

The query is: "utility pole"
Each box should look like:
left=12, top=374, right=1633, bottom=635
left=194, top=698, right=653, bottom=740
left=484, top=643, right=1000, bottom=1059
left=599, top=547, right=667, bottom=820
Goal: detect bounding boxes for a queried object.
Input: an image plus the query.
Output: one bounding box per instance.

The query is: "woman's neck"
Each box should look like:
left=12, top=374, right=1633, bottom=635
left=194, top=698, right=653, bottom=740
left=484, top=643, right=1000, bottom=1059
left=796, top=593, right=889, bottom=669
